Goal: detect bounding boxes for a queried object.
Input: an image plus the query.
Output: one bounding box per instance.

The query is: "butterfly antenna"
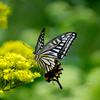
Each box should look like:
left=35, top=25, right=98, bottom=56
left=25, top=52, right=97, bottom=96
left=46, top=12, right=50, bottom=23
left=23, top=43, right=33, bottom=51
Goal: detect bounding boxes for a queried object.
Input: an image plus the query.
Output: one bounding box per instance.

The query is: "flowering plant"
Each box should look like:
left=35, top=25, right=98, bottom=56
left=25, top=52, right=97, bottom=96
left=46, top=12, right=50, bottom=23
left=0, top=2, right=11, bottom=29
left=0, top=41, right=41, bottom=94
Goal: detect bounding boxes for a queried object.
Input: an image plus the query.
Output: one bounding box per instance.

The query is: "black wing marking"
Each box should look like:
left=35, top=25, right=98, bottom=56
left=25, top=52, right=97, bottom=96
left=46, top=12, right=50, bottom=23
left=40, top=32, right=77, bottom=59
left=45, top=60, right=63, bottom=89
left=34, top=28, right=45, bottom=54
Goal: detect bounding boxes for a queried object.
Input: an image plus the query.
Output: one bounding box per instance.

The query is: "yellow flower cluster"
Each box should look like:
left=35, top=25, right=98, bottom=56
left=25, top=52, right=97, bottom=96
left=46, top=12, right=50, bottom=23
left=0, top=2, right=11, bottom=29
left=0, top=52, right=41, bottom=92
left=0, top=41, right=33, bottom=58
left=0, top=41, right=41, bottom=93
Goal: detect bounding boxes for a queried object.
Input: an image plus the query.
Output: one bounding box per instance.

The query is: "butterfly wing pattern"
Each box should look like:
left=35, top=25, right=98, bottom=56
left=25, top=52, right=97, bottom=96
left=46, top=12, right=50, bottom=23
left=34, top=28, right=45, bottom=54
left=33, top=28, right=77, bottom=89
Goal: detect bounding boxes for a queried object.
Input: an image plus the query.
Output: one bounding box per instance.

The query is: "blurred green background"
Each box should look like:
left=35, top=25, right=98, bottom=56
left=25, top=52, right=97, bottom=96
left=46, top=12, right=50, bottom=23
left=0, top=0, right=100, bottom=100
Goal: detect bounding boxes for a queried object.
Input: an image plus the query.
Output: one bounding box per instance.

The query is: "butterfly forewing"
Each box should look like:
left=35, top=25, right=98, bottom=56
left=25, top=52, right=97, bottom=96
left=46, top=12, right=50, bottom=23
left=40, top=32, right=77, bottom=59
left=34, top=28, right=45, bottom=54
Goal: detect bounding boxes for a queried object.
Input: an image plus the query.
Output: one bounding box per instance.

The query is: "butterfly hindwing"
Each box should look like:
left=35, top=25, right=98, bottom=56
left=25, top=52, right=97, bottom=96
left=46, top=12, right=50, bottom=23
left=45, top=60, right=63, bottom=89
left=36, top=54, right=55, bottom=72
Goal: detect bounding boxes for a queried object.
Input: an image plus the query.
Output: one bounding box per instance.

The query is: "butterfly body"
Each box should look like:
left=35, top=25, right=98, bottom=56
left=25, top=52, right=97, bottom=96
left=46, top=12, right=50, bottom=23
left=34, top=28, right=77, bottom=89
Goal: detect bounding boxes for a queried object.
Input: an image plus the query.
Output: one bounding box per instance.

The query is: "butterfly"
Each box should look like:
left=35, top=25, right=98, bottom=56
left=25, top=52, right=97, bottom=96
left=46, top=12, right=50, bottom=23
left=33, top=28, right=77, bottom=89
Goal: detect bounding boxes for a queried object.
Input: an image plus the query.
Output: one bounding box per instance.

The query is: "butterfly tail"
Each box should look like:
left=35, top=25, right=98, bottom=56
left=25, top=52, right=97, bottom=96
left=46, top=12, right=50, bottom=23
left=45, top=60, right=63, bottom=89
left=53, top=77, right=63, bottom=89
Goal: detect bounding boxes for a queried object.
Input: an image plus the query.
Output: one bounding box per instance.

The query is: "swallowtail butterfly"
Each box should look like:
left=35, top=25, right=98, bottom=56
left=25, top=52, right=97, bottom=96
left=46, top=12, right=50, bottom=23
left=33, top=28, right=77, bottom=89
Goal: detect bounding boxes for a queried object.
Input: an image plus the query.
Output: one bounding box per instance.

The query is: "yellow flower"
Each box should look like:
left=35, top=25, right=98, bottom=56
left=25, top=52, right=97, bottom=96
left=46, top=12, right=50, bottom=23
left=0, top=52, right=41, bottom=92
left=3, top=74, right=9, bottom=80
left=0, top=2, right=11, bottom=29
left=0, top=90, right=4, bottom=94
left=0, top=41, right=33, bottom=58
left=3, top=68, right=11, bottom=73
left=0, top=40, right=40, bottom=93
left=33, top=72, right=41, bottom=78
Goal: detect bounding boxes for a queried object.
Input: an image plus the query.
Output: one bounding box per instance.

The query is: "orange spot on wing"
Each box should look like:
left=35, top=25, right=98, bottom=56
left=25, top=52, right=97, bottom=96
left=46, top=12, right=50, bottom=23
left=58, top=71, right=62, bottom=74
left=57, top=61, right=60, bottom=65
left=45, top=76, right=49, bottom=80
